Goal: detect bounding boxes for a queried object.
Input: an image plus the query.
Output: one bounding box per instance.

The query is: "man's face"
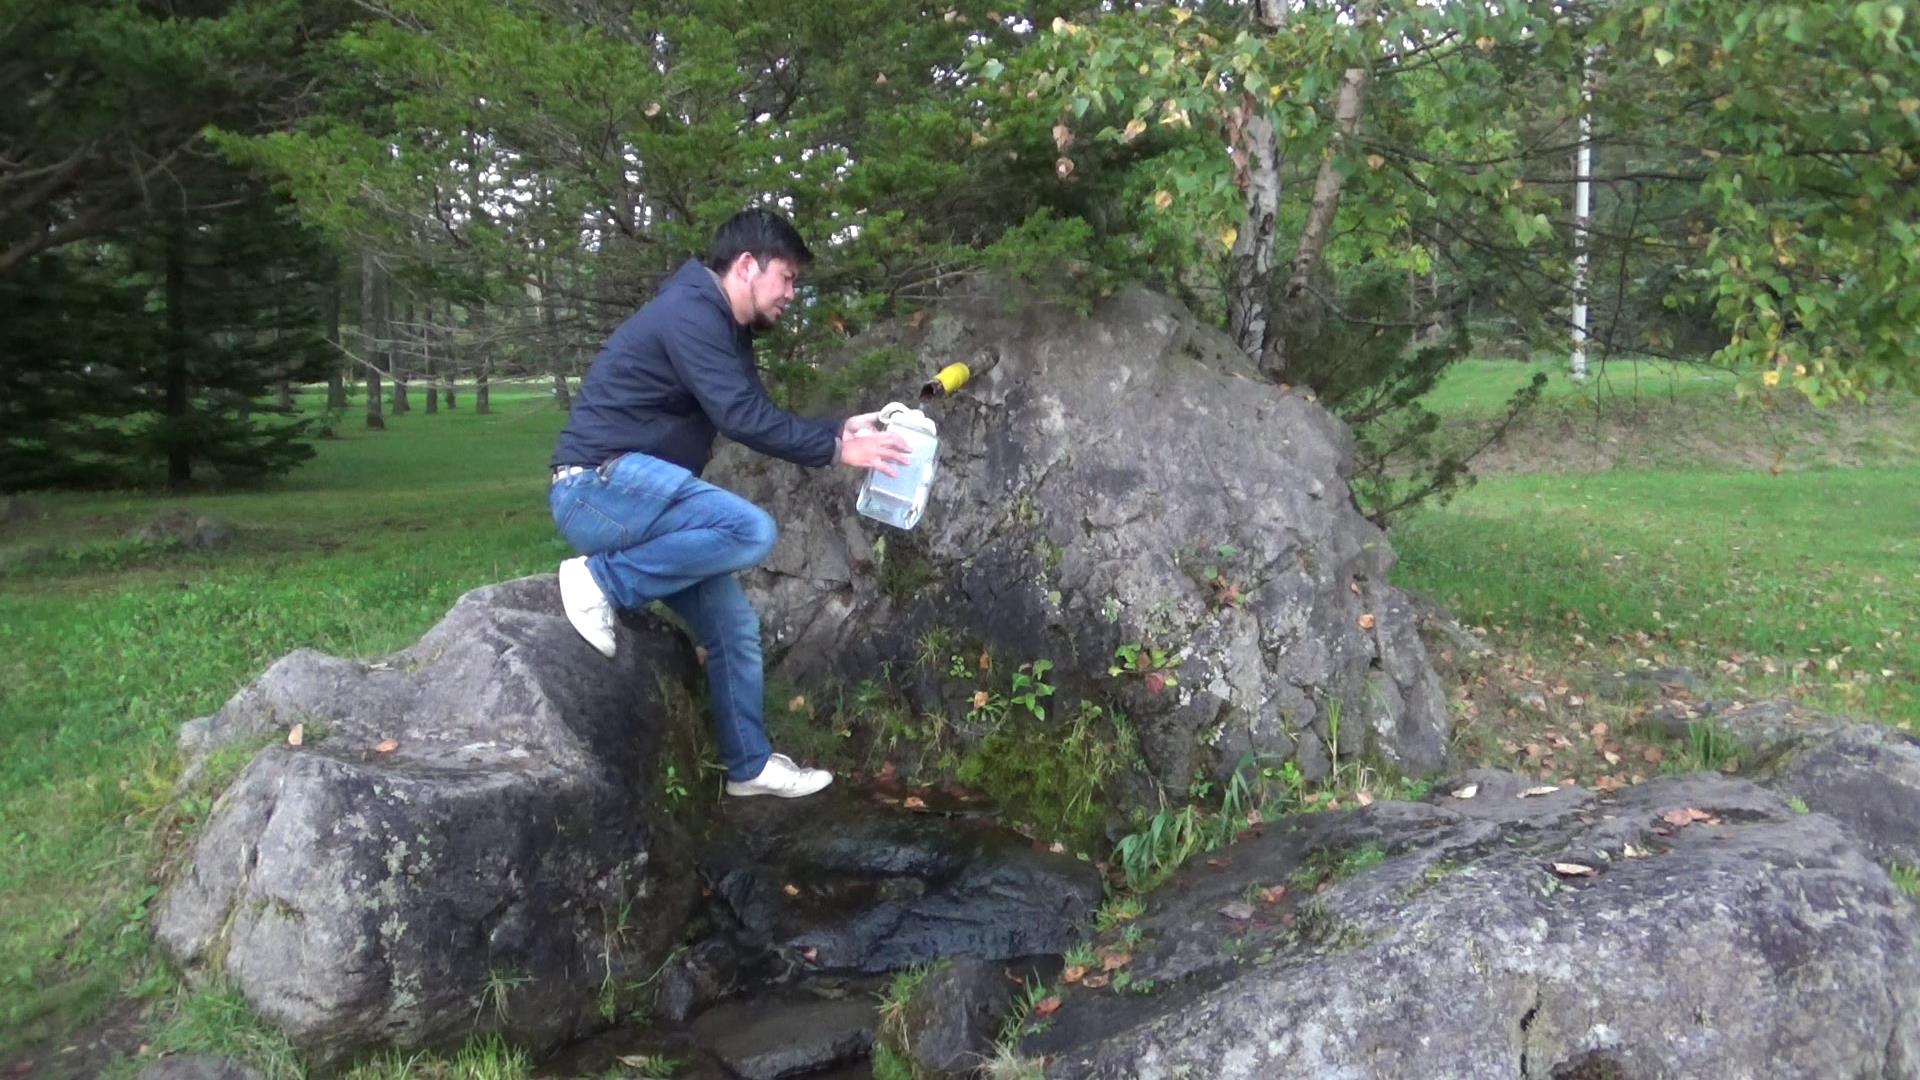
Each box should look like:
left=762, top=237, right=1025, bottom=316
left=743, top=255, right=799, bottom=331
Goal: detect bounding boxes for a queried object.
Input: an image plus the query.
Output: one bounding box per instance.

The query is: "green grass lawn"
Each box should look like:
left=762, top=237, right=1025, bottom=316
left=1420, top=356, right=1741, bottom=415
left=2, top=367, right=1914, bottom=1069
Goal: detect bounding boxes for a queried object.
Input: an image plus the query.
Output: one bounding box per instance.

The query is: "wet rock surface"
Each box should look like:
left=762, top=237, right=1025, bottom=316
left=710, top=283, right=1450, bottom=789
left=708, top=789, right=1103, bottom=974
left=899, top=957, right=1016, bottom=1076
left=690, top=996, right=876, bottom=1080
left=1024, top=749, right=1920, bottom=1079
left=153, top=576, right=701, bottom=1063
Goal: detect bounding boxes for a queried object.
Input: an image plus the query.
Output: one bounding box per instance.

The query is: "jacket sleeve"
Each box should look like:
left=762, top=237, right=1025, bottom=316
left=664, top=306, right=839, bottom=467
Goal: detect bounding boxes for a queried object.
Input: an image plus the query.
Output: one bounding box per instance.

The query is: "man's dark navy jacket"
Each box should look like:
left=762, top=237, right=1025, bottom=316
left=550, top=259, right=838, bottom=476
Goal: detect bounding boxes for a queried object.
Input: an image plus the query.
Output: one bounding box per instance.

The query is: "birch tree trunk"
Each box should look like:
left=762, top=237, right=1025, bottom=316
left=1263, top=20, right=1375, bottom=380
left=1226, top=0, right=1289, bottom=359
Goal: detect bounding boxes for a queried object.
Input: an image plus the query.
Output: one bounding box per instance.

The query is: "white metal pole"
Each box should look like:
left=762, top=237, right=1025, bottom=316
left=1570, top=48, right=1593, bottom=382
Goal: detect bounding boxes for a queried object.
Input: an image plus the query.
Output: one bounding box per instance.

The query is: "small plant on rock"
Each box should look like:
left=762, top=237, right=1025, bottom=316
left=1110, top=642, right=1179, bottom=696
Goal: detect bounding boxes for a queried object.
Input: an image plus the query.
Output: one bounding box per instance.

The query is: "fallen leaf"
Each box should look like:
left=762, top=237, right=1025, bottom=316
left=1153, top=189, right=1174, bottom=210
left=287, top=723, right=304, bottom=747
left=1245, top=807, right=1264, bottom=826
left=1603, top=751, right=1621, bottom=765
left=644, top=102, right=662, bottom=117
left=1049, top=840, right=1068, bottom=854
left=1205, top=856, right=1232, bottom=869
left=1258, top=884, right=1287, bottom=904
left=1100, top=951, right=1132, bottom=971
left=375, top=739, right=399, bottom=754
left=619, top=1056, right=663, bottom=1070
left=1593, top=775, right=1626, bottom=793
left=979, top=650, right=992, bottom=671
left=1552, top=862, right=1598, bottom=877
left=1081, top=973, right=1111, bottom=989
left=972, top=690, right=991, bottom=709
left=1642, top=746, right=1665, bottom=764
left=1358, top=613, right=1377, bottom=631
left=1520, top=785, right=1560, bottom=798
left=1055, top=156, right=1075, bottom=180
left=1622, top=844, right=1645, bottom=858
left=1349, top=579, right=1362, bottom=595
left=1354, top=791, right=1375, bottom=807
left=1144, top=671, right=1168, bottom=696
left=1052, top=123, right=1074, bottom=151
left=903, top=795, right=927, bottom=810
left=783, top=883, right=801, bottom=897
left=1122, top=118, right=1147, bottom=142
left=1032, top=995, right=1062, bottom=1018
left=1062, top=965, right=1087, bottom=984
left=1451, top=784, right=1480, bottom=799
left=1219, top=901, right=1254, bottom=921
left=787, top=694, right=808, bottom=713
left=1567, top=695, right=1585, bottom=708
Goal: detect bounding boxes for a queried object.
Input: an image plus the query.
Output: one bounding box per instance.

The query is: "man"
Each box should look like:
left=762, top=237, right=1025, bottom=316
left=548, top=209, right=910, bottom=798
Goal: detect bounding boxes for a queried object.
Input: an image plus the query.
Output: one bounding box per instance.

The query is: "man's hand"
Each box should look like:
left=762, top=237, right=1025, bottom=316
left=840, top=411, right=885, bottom=440
left=838, top=431, right=913, bottom=476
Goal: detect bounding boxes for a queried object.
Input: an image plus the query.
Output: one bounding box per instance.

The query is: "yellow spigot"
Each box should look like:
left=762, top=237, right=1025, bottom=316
left=920, top=349, right=1000, bottom=401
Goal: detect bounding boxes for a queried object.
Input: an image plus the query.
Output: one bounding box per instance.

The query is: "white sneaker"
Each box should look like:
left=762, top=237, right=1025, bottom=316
left=725, top=753, right=834, bottom=799
left=558, top=556, right=616, bottom=657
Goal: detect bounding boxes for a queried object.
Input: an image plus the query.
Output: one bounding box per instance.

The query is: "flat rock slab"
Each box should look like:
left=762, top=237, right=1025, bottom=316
left=1028, top=766, right=1920, bottom=1079
left=136, top=1056, right=263, bottom=1080
left=691, top=996, right=876, bottom=1080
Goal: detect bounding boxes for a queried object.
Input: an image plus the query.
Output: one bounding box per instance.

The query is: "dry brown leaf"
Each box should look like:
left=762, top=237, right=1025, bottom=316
left=1354, top=791, right=1375, bottom=807
left=1603, top=751, right=1621, bottom=765
left=1258, top=884, right=1287, bottom=904
left=1520, top=785, right=1560, bottom=798
left=1358, top=613, right=1377, bottom=631
left=978, top=650, right=992, bottom=671
left=1593, top=775, right=1626, bottom=793
left=1032, top=995, right=1062, bottom=1018
left=1062, top=965, right=1087, bottom=984
left=1055, top=157, right=1075, bottom=180
left=1349, top=579, right=1362, bottom=595
left=972, top=690, right=990, bottom=710
left=787, top=694, right=808, bottom=713
left=1643, top=746, right=1666, bottom=764
left=1218, top=901, right=1254, bottom=921
left=1451, top=783, right=1479, bottom=799
left=1100, top=951, right=1131, bottom=971
left=1622, top=844, right=1646, bottom=858
left=287, top=723, right=304, bottom=747
left=1048, top=840, right=1067, bottom=854
left=1081, top=973, right=1111, bottom=989
left=903, top=795, right=928, bottom=810
left=783, top=883, right=801, bottom=897
left=1052, top=123, right=1074, bottom=151
left=375, top=739, right=399, bottom=754
left=1245, top=808, right=1264, bottom=826
left=1552, top=862, right=1598, bottom=877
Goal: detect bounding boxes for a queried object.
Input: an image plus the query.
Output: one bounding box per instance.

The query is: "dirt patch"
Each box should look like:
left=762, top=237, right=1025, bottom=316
left=3, top=998, right=149, bottom=1080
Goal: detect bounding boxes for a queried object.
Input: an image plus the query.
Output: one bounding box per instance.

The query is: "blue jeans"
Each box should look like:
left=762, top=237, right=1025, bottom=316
left=549, top=452, right=776, bottom=781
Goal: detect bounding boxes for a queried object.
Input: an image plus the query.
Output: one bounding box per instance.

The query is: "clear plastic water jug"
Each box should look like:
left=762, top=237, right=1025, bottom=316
left=855, top=402, right=938, bottom=530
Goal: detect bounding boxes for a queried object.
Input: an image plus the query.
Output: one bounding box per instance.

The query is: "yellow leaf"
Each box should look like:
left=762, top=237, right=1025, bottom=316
left=1475, top=35, right=1495, bottom=52
left=1551, top=862, right=1598, bottom=877
left=783, top=883, right=801, bottom=896
left=1902, top=98, right=1920, bottom=115
left=1172, top=6, right=1193, bottom=22
left=287, top=723, right=304, bottom=747
left=1122, top=118, right=1147, bottom=142
left=1218, top=225, right=1237, bottom=250
left=1153, top=189, right=1174, bottom=210
left=1762, top=370, right=1781, bottom=387
left=1365, top=154, right=1386, bottom=171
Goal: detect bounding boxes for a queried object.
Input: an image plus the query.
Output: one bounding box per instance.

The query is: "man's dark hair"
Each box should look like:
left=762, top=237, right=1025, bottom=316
left=707, top=208, right=813, bottom=273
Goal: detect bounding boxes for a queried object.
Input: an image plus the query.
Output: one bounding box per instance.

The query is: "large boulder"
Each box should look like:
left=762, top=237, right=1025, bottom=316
left=712, top=285, right=1448, bottom=789
left=153, top=577, right=701, bottom=1062
left=1022, top=754, right=1920, bottom=1078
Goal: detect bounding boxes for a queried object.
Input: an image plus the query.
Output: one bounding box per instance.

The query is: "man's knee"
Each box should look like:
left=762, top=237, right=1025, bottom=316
left=738, top=503, right=778, bottom=563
